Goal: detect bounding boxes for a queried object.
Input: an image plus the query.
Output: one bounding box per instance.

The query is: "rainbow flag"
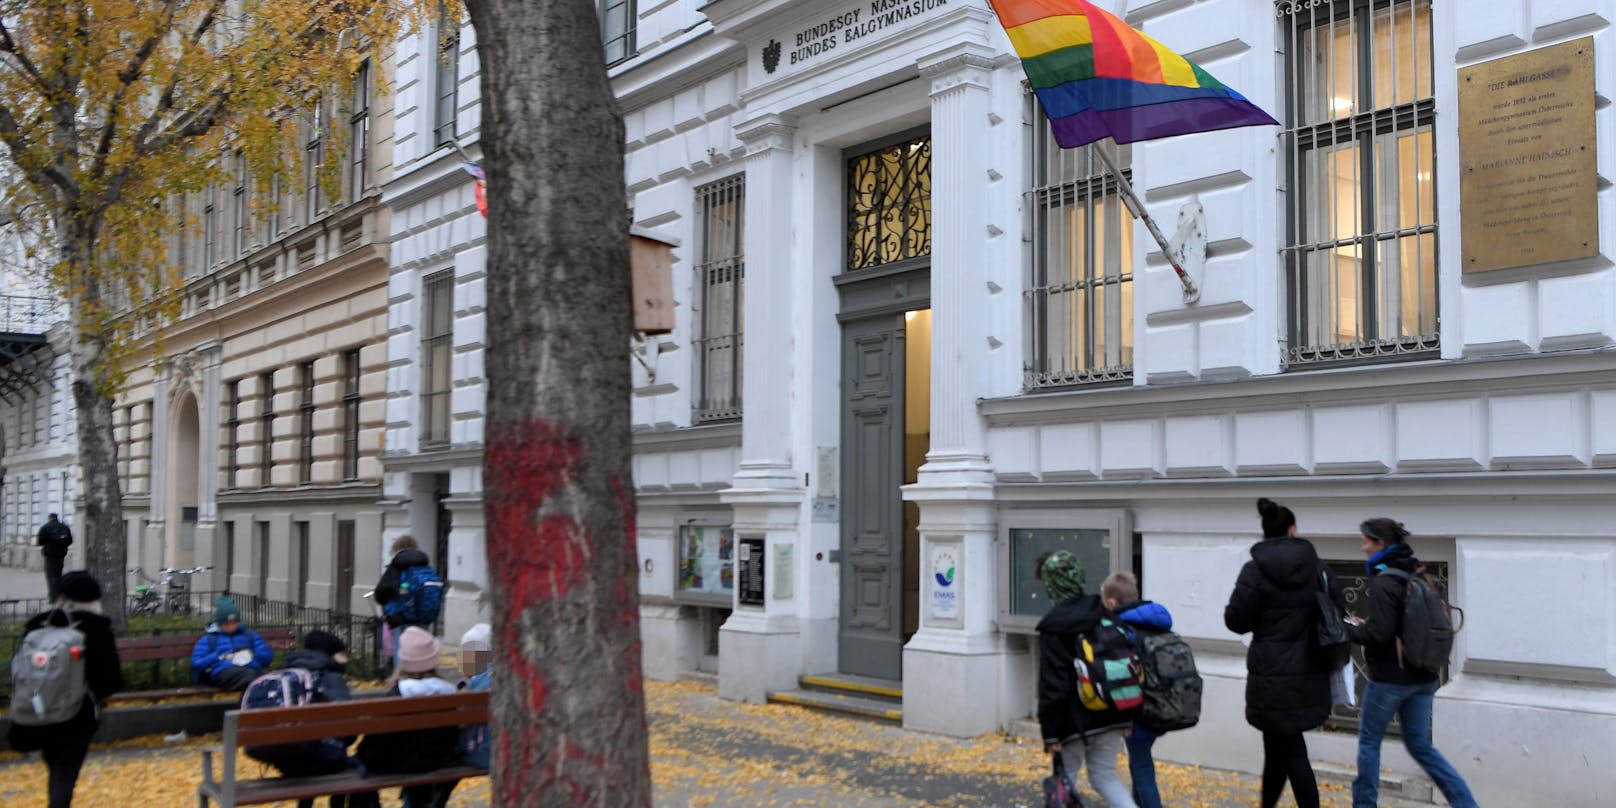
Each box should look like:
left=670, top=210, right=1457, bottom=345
left=993, top=0, right=1277, bottom=148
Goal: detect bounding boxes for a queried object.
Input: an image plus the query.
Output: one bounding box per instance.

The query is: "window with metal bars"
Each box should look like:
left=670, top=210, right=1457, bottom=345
left=258, top=372, right=275, bottom=486
left=1281, top=0, right=1437, bottom=365
left=342, top=348, right=362, bottom=480
left=225, top=380, right=240, bottom=489
left=298, top=361, right=316, bottom=484
left=349, top=62, right=371, bottom=201
left=599, top=0, right=635, bottom=66
left=1027, top=114, right=1134, bottom=388
left=846, top=134, right=932, bottom=271
left=421, top=270, right=454, bottom=448
left=434, top=13, right=459, bottom=148
left=692, top=176, right=744, bottom=422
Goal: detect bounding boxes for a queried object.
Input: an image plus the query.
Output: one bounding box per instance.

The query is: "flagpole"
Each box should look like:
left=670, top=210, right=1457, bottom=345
left=1092, top=142, right=1201, bottom=304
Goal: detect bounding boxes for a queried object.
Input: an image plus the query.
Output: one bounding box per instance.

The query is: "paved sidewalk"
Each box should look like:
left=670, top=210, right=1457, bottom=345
left=0, top=678, right=1429, bottom=807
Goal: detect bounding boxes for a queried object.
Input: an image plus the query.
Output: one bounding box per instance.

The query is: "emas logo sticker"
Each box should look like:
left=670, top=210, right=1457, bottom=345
left=932, top=551, right=956, bottom=588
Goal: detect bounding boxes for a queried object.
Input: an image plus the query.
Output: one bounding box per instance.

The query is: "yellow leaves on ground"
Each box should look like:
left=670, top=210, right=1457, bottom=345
left=0, top=680, right=1376, bottom=807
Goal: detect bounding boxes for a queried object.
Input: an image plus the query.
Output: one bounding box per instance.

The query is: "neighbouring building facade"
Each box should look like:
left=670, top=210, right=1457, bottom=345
left=383, top=0, right=1613, bottom=803
left=0, top=220, right=77, bottom=573
left=111, top=61, right=395, bottom=614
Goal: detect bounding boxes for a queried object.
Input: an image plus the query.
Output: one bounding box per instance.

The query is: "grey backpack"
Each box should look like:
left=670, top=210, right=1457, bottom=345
left=9, top=616, right=89, bottom=726
left=1382, top=568, right=1462, bottom=674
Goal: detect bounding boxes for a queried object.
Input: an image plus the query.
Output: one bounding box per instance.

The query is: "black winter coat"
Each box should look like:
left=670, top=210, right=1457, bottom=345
left=1345, top=543, right=1437, bottom=686
left=1036, top=594, right=1135, bottom=744
left=1224, top=536, right=1342, bottom=735
left=355, top=682, right=462, bottom=774
left=7, top=608, right=124, bottom=752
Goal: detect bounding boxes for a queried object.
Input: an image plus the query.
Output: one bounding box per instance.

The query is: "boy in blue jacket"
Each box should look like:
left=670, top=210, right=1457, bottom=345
left=1102, top=571, right=1170, bottom=808
left=191, top=595, right=274, bottom=690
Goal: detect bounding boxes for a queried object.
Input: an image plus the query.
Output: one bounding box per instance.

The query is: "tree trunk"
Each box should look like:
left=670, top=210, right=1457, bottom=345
left=58, top=219, right=128, bottom=627
left=461, top=1, right=650, bottom=806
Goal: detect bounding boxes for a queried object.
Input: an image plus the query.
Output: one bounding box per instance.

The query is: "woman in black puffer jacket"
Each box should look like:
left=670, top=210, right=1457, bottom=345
left=1225, top=498, right=1343, bottom=808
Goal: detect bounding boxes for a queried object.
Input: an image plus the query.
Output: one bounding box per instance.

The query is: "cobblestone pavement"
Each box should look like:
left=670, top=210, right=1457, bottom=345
left=0, top=677, right=1431, bottom=807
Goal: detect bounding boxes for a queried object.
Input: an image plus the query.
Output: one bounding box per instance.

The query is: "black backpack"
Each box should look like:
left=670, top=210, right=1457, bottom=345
left=1381, top=568, right=1462, bottom=674
left=1132, top=627, right=1202, bottom=732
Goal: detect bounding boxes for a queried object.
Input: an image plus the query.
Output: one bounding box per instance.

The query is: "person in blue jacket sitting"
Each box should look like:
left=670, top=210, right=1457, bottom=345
left=191, top=595, right=274, bottom=690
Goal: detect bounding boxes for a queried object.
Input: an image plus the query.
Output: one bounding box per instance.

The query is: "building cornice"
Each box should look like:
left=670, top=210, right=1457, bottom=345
left=383, top=142, right=483, bottom=212
left=217, top=483, right=383, bottom=506
left=981, top=349, right=1616, bottom=426
left=380, top=446, right=484, bottom=472
left=631, top=421, right=742, bottom=453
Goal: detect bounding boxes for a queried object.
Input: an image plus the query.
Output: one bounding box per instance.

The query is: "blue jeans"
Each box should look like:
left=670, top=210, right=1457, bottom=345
left=1124, top=726, right=1163, bottom=808
left=1353, top=679, right=1479, bottom=808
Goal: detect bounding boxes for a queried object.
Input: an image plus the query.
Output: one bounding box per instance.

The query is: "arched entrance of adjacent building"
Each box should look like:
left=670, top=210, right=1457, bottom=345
left=167, top=392, right=201, bottom=569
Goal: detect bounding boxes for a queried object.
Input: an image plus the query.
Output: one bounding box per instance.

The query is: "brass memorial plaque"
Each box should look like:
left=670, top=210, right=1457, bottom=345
left=1459, top=37, right=1597, bottom=273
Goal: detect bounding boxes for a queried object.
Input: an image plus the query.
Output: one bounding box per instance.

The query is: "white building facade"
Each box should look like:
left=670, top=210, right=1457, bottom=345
left=392, top=0, right=1616, bottom=802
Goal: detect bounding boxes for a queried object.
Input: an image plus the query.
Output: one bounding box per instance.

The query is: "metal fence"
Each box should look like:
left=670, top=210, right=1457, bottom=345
left=0, top=591, right=389, bottom=702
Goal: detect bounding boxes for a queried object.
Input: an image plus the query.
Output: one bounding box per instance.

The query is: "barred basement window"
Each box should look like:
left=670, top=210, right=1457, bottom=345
left=298, top=361, right=315, bottom=484
left=599, top=0, right=635, bottom=66
left=342, top=348, right=362, bottom=481
left=1281, top=0, right=1437, bottom=365
left=846, top=133, right=931, bottom=271
left=1027, top=114, right=1134, bottom=388
left=421, top=270, right=454, bottom=448
left=692, top=176, right=744, bottom=423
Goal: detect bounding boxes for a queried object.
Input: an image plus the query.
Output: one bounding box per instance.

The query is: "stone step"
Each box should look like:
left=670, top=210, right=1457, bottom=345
left=767, top=689, right=903, bottom=723
left=797, top=672, right=904, bottom=704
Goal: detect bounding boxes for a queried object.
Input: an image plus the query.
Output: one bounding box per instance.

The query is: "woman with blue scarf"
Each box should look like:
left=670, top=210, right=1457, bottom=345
left=1344, top=518, right=1478, bottom=808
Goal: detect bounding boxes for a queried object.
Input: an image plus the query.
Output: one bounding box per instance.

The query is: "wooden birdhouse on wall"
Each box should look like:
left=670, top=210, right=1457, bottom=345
left=630, top=227, right=677, bottom=336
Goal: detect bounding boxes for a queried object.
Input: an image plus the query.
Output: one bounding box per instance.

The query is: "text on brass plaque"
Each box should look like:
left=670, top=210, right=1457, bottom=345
left=1458, top=37, right=1597, bottom=273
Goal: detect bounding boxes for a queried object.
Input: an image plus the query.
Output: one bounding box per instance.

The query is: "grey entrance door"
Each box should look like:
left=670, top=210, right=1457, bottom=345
left=839, top=313, right=906, bottom=680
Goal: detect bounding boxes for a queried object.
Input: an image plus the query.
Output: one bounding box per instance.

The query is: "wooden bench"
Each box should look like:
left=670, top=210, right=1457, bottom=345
left=198, top=691, right=489, bottom=808
left=111, top=627, right=298, bottom=703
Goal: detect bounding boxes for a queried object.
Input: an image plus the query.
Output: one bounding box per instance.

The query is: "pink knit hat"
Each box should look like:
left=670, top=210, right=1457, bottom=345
left=397, top=626, right=441, bottom=674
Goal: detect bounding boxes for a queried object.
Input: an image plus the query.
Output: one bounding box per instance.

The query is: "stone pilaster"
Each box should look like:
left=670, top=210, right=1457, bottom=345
left=901, top=45, right=1012, bottom=738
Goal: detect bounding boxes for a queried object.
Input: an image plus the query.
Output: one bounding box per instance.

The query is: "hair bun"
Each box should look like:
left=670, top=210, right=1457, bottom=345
left=1256, top=497, right=1278, bottom=516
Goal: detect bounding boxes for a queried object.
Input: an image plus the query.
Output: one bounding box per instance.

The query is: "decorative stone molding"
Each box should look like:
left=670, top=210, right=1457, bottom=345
left=734, top=113, right=796, bottom=156
left=919, top=52, right=996, bottom=97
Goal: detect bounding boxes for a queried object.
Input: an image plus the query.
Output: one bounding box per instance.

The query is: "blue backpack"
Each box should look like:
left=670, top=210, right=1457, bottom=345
left=386, top=566, right=445, bottom=626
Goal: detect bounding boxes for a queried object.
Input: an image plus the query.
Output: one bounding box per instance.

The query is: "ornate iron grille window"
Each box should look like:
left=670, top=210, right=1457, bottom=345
left=1028, top=114, right=1134, bottom=388
left=1324, top=557, right=1451, bottom=733
left=421, top=270, right=454, bottom=448
left=846, top=135, right=931, bottom=271
left=349, top=61, right=371, bottom=201
left=225, top=380, right=240, bottom=489
left=258, top=372, right=275, bottom=487
left=1282, top=0, right=1437, bottom=365
left=342, top=348, right=362, bottom=480
left=599, top=0, right=635, bottom=66
left=298, top=361, right=316, bottom=485
left=434, top=13, right=459, bottom=148
left=692, top=176, right=744, bottom=422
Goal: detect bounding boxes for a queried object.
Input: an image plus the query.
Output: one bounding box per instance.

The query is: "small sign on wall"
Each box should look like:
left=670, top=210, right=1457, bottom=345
left=928, top=543, right=960, bottom=623
left=738, top=538, right=766, bottom=607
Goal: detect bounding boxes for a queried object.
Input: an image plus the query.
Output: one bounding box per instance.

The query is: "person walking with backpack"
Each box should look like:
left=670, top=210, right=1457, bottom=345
left=36, top=514, right=73, bottom=600
left=1103, top=571, right=1200, bottom=808
left=1035, top=551, right=1139, bottom=808
left=373, top=536, right=445, bottom=657
left=1224, top=498, right=1343, bottom=808
left=8, top=571, right=124, bottom=808
left=1345, top=518, right=1478, bottom=808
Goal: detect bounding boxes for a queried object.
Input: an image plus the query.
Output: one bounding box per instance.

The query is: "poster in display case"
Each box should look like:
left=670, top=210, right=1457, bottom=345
left=676, top=524, right=734, bottom=604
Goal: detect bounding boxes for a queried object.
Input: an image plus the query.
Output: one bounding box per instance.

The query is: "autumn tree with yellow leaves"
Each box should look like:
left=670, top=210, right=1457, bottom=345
left=0, top=0, right=431, bottom=624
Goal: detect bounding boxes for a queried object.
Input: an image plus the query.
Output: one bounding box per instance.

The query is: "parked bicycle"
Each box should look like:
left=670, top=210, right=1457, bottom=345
left=128, top=565, right=213, bottom=616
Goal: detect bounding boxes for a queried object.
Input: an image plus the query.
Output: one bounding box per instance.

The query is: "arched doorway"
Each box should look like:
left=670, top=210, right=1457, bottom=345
left=167, top=392, right=201, bottom=568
